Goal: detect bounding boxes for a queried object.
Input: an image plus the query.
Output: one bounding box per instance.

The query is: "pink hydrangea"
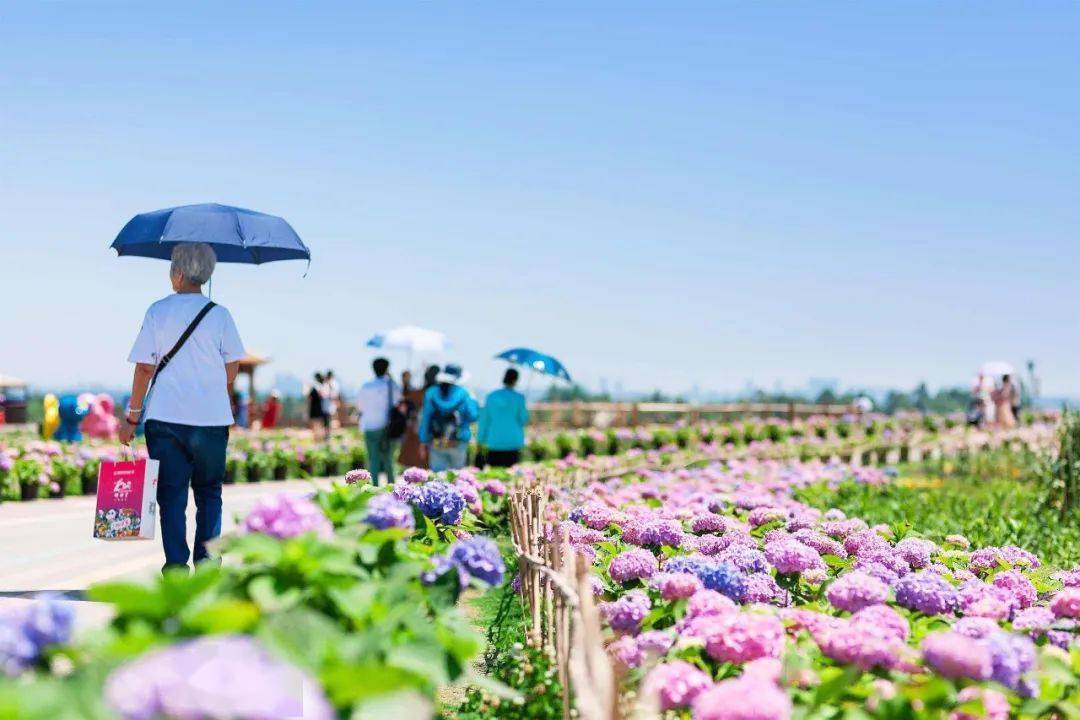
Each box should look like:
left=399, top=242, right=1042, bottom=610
left=703, top=612, right=786, bottom=664
left=764, top=538, right=825, bottom=575
left=894, top=537, right=936, bottom=569
left=652, top=572, right=704, bottom=600
left=608, top=547, right=659, bottom=583
left=825, top=571, right=889, bottom=613
left=951, top=687, right=1009, bottom=720
left=642, top=660, right=713, bottom=711
left=691, top=675, right=792, bottom=720
left=851, top=604, right=910, bottom=642
left=991, top=570, right=1037, bottom=609
left=691, top=514, right=728, bottom=534
left=607, top=635, right=642, bottom=668
left=241, top=494, right=333, bottom=540
left=1050, top=587, right=1080, bottom=618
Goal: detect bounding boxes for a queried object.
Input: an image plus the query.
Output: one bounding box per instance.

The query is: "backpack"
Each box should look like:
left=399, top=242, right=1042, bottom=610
left=428, top=398, right=464, bottom=444
left=387, top=388, right=410, bottom=441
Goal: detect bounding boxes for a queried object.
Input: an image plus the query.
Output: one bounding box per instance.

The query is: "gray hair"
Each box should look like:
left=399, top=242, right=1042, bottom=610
left=170, top=243, right=217, bottom=286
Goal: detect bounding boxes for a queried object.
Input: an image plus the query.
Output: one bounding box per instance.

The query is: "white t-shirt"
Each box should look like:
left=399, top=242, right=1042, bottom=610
left=356, top=376, right=400, bottom=431
left=128, top=293, right=246, bottom=426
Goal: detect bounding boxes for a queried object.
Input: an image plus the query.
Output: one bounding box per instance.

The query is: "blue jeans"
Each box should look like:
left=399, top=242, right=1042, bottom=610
left=429, top=444, right=468, bottom=472
left=363, top=428, right=399, bottom=486
left=144, top=420, right=229, bottom=570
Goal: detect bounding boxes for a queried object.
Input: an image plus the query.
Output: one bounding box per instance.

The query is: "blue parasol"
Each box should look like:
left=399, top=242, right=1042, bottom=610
left=111, top=203, right=310, bottom=265
left=494, top=347, right=571, bottom=382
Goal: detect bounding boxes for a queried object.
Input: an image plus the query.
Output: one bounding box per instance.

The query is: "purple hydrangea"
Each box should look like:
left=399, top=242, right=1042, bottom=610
left=812, top=619, right=904, bottom=670
left=600, top=590, right=651, bottom=634
left=642, top=660, right=713, bottom=711
left=570, top=502, right=618, bottom=530
left=1012, top=606, right=1055, bottom=632
left=364, top=493, right=415, bottom=531
left=0, top=594, right=74, bottom=677
left=791, top=529, right=847, bottom=559
left=691, top=513, right=727, bottom=534
left=852, top=604, right=910, bottom=642
left=719, top=546, right=769, bottom=574
left=607, top=635, right=642, bottom=668
left=740, top=573, right=786, bottom=606
left=608, top=548, right=659, bottom=583
left=242, top=494, right=333, bottom=540
left=764, top=538, right=825, bottom=575
left=1052, top=567, right=1080, bottom=588
left=104, top=635, right=335, bottom=720
left=958, top=580, right=1018, bottom=620
left=415, top=481, right=466, bottom=525
left=894, top=537, right=936, bottom=569
left=344, top=468, right=372, bottom=485
left=392, top=481, right=422, bottom=503
left=747, top=506, right=787, bottom=528
left=702, top=611, right=785, bottom=664
left=401, top=467, right=429, bottom=484
left=447, top=536, right=506, bottom=586
left=894, top=571, right=959, bottom=616
left=921, top=632, right=992, bottom=680
left=984, top=631, right=1037, bottom=693
left=482, top=479, right=507, bottom=496
left=992, top=570, right=1037, bottom=609
left=636, top=629, right=675, bottom=655
left=825, top=571, right=889, bottom=613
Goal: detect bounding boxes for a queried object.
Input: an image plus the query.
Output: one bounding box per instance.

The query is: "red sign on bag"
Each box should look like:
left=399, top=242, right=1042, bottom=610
left=94, top=458, right=159, bottom=540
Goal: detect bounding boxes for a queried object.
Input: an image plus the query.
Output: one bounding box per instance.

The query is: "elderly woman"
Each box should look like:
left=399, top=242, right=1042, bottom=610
left=119, top=243, right=245, bottom=572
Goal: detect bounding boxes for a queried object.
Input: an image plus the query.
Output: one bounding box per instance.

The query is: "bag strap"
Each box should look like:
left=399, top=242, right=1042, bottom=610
left=151, top=301, right=217, bottom=386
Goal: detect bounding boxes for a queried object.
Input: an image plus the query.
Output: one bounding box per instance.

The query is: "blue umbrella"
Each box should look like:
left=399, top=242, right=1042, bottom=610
left=495, top=347, right=571, bottom=382
left=111, top=203, right=310, bottom=265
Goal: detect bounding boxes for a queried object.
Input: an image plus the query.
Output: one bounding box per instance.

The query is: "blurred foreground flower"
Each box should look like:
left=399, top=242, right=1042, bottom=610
left=105, top=635, right=335, bottom=720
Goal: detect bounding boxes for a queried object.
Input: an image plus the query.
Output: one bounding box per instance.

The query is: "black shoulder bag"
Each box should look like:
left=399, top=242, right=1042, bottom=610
left=137, top=301, right=217, bottom=421
left=386, top=378, right=408, bottom=441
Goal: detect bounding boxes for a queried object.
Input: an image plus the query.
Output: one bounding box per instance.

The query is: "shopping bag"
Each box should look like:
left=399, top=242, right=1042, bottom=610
left=93, top=457, right=159, bottom=540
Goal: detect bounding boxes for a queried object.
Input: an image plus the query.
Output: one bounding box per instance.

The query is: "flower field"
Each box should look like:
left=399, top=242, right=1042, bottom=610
left=0, top=413, right=1057, bottom=503
left=1, top=412, right=1076, bottom=719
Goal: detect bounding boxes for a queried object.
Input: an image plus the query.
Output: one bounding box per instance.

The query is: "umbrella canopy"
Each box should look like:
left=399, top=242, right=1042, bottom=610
left=495, top=347, right=571, bottom=382
left=0, top=374, right=27, bottom=389
left=111, top=204, right=310, bottom=264
left=366, top=326, right=451, bottom=354
left=982, top=360, right=1016, bottom=377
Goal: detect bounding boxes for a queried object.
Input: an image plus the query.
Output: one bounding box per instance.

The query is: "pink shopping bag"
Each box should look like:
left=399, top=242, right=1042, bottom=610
left=93, top=458, right=159, bottom=540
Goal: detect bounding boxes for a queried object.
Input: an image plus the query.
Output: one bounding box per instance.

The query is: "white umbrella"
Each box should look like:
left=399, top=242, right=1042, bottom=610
left=366, top=325, right=452, bottom=369
left=981, top=360, right=1015, bottom=377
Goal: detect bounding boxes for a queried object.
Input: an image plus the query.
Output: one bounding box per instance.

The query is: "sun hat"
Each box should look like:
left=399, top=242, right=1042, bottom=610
left=436, top=363, right=469, bottom=384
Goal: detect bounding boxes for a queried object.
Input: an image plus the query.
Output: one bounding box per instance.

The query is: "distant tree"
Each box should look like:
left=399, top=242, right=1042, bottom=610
left=542, top=383, right=611, bottom=402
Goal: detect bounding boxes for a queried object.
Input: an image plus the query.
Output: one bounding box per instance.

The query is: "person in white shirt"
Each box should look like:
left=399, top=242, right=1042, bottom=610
left=119, top=243, right=245, bottom=572
left=356, top=357, right=401, bottom=485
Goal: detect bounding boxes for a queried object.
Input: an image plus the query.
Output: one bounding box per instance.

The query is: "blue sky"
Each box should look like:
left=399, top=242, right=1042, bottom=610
left=1, top=2, right=1077, bottom=396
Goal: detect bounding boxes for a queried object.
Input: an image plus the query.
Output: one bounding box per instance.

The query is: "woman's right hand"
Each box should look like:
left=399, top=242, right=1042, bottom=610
left=119, top=419, right=136, bottom=445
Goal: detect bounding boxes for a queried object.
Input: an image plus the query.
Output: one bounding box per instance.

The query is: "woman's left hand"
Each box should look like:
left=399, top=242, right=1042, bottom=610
left=118, top=420, right=136, bottom=445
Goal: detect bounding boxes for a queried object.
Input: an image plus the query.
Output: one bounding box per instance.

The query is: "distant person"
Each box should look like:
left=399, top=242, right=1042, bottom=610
left=357, top=357, right=401, bottom=485
left=325, top=369, right=341, bottom=429
left=419, top=364, right=479, bottom=472
left=478, top=368, right=529, bottom=468
left=973, top=373, right=995, bottom=428
left=993, top=375, right=1018, bottom=429
left=119, top=242, right=245, bottom=572
left=1010, top=376, right=1023, bottom=423
left=261, top=390, right=281, bottom=429
left=308, top=372, right=327, bottom=438
left=422, top=364, right=440, bottom=391
left=399, top=370, right=426, bottom=468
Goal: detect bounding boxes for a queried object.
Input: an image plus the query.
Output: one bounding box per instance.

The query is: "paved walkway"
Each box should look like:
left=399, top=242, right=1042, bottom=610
left=0, top=478, right=334, bottom=595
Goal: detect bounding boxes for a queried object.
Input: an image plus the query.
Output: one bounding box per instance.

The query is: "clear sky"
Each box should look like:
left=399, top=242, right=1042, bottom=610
left=1, top=2, right=1078, bottom=397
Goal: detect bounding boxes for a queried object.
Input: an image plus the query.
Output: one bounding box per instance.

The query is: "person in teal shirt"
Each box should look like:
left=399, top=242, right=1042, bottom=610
left=478, top=369, right=529, bottom=467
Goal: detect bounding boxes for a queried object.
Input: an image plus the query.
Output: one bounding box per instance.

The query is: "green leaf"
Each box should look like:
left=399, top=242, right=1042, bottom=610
left=181, top=598, right=260, bottom=634
left=386, top=641, right=450, bottom=687
left=86, top=581, right=168, bottom=620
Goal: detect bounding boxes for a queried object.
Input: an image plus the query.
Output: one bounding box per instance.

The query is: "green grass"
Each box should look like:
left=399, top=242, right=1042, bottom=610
left=796, top=458, right=1080, bottom=569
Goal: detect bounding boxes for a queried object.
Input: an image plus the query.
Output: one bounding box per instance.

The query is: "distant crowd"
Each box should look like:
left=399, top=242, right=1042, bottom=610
left=969, top=373, right=1021, bottom=429
left=316, top=358, right=529, bottom=482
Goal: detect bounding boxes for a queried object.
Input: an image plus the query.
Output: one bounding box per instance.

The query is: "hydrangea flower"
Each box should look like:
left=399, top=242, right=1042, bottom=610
left=825, top=571, right=889, bottom=613
left=851, top=604, right=909, bottom=642
left=764, top=538, right=824, bottom=575
left=894, top=537, right=936, bottom=569
left=702, top=612, right=785, bottom=664
left=1051, top=567, right=1080, bottom=588
left=401, top=467, right=429, bottom=484
left=1012, top=606, right=1055, bottom=632
left=344, top=468, right=372, bottom=485
left=364, top=493, right=415, bottom=531
left=790, top=529, right=847, bottom=559
left=447, top=536, right=506, bottom=586
left=415, top=481, right=466, bottom=525
left=600, top=590, right=650, bottom=634
left=894, top=571, right=958, bottom=616
left=651, top=572, right=704, bottom=600
left=952, top=687, right=1009, bottom=720
left=691, top=675, right=792, bottom=720
left=812, top=619, right=905, bottom=670
left=242, top=494, right=333, bottom=540
left=0, top=594, right=74, bottom=677
left=642, top=660, right=713, bottom=711
left=608, top=548, right=659, bottom=583
left=741, top=573, right=786, bottom=606
left=958, top=580, right=1017, bottom=620
left=1051, top=587, right=1080, bottom=618
left=104, top=636, right=335, bottom=720
left=921, top=632, right=992, bottom=681
left=607, top=635, right=642, bottom=668
left=691, top=513, right=727, bottom=534
left=636, top=629, right=675, bottom=655
left=991, top=570, right=1037, bottom=609
left=482, top=478, right=507, bottom=496
left=719, top=547, right=769, bottom=574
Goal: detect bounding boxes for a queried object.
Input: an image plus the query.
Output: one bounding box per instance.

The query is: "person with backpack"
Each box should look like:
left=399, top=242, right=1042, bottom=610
left=478, top=368, right=529, bottom=467
left=357, top=357, right=403, bottom=485
left=119, top=243, right=245, bottom=572
left=419, top=364, right=479, bottom=472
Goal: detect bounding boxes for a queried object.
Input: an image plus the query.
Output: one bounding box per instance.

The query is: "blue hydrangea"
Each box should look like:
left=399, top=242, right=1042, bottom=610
left=0, top=594, right=74, bottom=677
left=448, top=537, right=506, bottom=587
left=694, top=560, right=748, bottom=600
left=415, top=481, right=466, bottom=525
left=364, top=493, right=415, bottom=531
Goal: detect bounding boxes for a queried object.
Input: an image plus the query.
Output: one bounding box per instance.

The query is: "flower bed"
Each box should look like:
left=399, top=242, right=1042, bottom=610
left=0, top=468, right=511, bottom=717
left=537, top=457, right=1080, bottom=718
